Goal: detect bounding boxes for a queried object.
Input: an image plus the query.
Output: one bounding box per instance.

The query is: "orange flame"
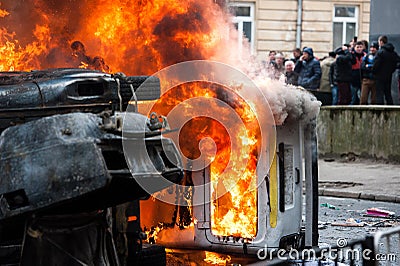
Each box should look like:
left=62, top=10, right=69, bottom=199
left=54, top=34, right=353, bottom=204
left=0, top=0, right=236, bottom=74
left=0, top=4, right=9, bottom=18
left=150, top=82, right=260, bottom=239
left=2, top=0, right=260, bottom=240
left=204, top=251, right=231, bottom=265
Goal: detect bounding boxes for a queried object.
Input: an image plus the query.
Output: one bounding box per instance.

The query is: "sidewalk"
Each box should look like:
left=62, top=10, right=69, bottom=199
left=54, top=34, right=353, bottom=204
left=318, top=158, right=400, bottom=203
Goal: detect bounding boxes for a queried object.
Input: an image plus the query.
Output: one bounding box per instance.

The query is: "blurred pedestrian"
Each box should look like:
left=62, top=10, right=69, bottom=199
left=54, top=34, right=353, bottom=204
left=378, top=35, right=387, bottom=49
left=373, top=35, right=399, bottom=105
left=397, top=62, right=400, bottom=102
left=350, top=41, right=366, bottom=105
left=294, top=47, right=321, bottom=90
left=360, top=39, right=369, bottom=54
left=320, top=51, right=336, bottom=92
left=331, top=46, right=353, bottom=105
left=271, top=52, right=285, bottom=79
left=349, top=37, right=357, bottom=50
left=291, top=48, right=302, bottom=64
left=329, top=62, right=338, bottom=105
left=284, top=60, right=299, bottom=86
left=264, top=50, right=277, bottom=78
left=360, top=41, right=379, bottom=104
left=267, top=50, right=276, bottom=65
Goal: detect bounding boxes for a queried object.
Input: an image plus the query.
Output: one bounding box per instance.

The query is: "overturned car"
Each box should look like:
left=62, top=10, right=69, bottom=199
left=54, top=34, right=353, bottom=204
left=0, top=68, right=183, bottom=265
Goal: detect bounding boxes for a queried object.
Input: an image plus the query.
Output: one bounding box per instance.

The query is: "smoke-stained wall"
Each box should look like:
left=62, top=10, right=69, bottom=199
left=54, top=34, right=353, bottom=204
left=370, top=0, right=400, bottom=104
left=318, top=106, right=400, bottom=162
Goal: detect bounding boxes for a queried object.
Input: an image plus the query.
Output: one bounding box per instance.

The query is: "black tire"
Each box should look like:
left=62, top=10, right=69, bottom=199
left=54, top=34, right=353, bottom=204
left=130, top=244, right=166, bottom=266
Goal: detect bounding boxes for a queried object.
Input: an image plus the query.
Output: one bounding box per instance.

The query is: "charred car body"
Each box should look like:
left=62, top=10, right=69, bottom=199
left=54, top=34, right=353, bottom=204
left=0, top=68, right=183, bottom=265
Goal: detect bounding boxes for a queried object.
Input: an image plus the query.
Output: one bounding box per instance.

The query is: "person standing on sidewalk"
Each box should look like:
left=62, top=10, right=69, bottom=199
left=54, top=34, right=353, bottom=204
left=320, top=51, right=336, bottom=92
left=330, top=46, right=353, bottom=105
left=291, top=48, right=302, bottom=64
left=360, top=39, right=369, bottom=54
left=373, top=35, right=399, bottom=105
left=271, top=52, right=286, bottom=80
left=328, top=61, right=338, bottom=105
left=397, top=61, right=400, bottom=103
left=360, top=42, right=379, bottom=104
left=350, top=41, right=366, bottom=105
left=294, top=47, right=321, bottom=91
left=284, top=60, right=299, bottom=86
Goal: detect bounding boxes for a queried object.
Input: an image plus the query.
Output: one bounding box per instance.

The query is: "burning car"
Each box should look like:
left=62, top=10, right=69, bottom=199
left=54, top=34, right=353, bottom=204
left=0, top=68, right=183, bottom=265
left=0, top=1, right=322, bottom=264
left=140, top=111, right=319, bottom=258
left=134, top=71, right=321, bottom=263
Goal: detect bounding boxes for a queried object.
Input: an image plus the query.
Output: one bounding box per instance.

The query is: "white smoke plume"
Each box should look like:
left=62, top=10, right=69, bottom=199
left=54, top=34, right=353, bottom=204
left=191, top=8, right=322, bottom=125
left=207, top=32, right=321, bottom=125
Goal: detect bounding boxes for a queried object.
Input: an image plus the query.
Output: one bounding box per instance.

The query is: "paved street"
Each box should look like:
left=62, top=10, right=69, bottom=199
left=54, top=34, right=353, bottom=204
left=179, top=158, right=400, bottom=265
left=318, top=196, right=400, bottom=246
left=318, top=158, right=400, bottom=202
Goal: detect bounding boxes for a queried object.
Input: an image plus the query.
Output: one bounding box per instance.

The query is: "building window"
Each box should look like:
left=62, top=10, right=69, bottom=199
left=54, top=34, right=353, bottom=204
left=228, top=2, right=255, bottom=53
left=333, top=6, right=358, bottom=49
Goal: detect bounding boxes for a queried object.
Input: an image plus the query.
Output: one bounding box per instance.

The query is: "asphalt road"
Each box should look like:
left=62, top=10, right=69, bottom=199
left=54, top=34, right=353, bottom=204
left=318, top=159, right=400, bottom=203
left=167, top=196, right=400, bottom=265
left=318, top=196, right=400, bottom=246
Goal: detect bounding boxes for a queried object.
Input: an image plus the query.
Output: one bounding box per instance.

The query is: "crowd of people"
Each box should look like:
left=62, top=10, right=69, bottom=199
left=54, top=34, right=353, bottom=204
left=264, top=35, right=400, bottom=105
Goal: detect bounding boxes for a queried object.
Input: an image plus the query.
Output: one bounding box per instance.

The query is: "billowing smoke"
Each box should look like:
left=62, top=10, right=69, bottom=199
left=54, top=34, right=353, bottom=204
left=254, top=78, right=321, bottom=125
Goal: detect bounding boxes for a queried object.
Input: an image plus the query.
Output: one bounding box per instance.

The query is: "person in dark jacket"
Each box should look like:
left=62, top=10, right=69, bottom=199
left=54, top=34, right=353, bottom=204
left=290, top=48, right=302, bottom=64
left=330, top=46, right=353, bottom=105
left=328, top=62, right=338, bottom=105
left=397, top=61, right=400, bottom=103
left=373, top=36, right=399, bottom=105
left=350, top=41, right=366, bottom=105
left=360, top=41, right=378, bottom=104
left=294, top=47, right=321, bottom=90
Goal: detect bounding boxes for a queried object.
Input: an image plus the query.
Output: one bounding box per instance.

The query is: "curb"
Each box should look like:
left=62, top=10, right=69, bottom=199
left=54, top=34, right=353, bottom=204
left=318, top=189, right=400, bottom=203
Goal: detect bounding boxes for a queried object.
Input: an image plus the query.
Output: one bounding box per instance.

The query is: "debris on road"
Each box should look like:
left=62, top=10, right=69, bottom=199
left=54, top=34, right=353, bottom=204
left=365, top=207, right=395, bottom=218
left=321, top=203, right=340, bottom=210
left=370, top=220, right=392, bottom=227
left=318, top=221, right=329, bottom=230
left=331, top=218, right=365, bottom=227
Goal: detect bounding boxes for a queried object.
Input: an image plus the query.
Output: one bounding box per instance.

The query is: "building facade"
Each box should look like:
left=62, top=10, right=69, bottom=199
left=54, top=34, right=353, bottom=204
left=227, top=0, right=371, bottom=60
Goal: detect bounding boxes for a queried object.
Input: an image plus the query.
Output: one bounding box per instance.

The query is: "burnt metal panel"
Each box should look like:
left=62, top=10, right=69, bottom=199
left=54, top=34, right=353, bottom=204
left=0, top=112, right=183, bottom=220
left=0, top=82, right=42, bottom=108
left=0, top=68, right=161, bottom=113
left=0, top=113, right=110, bottom=220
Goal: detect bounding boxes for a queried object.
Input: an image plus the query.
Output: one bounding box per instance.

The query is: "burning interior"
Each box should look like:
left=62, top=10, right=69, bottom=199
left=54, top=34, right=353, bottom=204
left=0, top=0, right=321, bottom=261
left=143, top=80, right=262, bottom=240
